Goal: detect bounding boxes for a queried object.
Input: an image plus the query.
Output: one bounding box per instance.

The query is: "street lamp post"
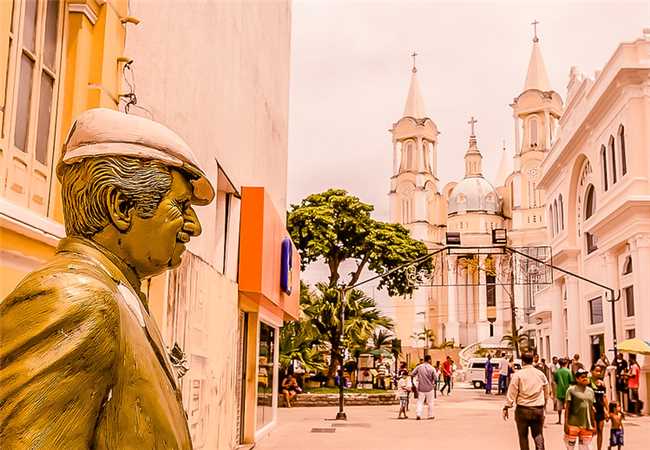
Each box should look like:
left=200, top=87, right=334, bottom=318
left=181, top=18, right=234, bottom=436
left=336, top=287, right=347, bottom=421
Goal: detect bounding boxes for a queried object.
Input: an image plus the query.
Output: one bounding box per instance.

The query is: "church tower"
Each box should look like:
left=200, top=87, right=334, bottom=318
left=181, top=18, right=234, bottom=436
left=388, top=57, right=443, bottom=244
left=508, top=23, right=562, bottom=242
left=507, top=23, right=563, bottom=336
left=388, top=56, right=445, bottom=351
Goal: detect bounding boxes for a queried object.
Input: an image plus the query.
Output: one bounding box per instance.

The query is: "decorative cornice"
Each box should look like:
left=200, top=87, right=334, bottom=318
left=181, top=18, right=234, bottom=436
left=68, top=3, right=98, bottom=25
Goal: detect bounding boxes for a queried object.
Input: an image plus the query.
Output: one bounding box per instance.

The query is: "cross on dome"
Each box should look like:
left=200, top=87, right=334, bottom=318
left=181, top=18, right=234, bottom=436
left=411, top=52, right=418, bottom=73
left=531, top=20, right=539, bottom=42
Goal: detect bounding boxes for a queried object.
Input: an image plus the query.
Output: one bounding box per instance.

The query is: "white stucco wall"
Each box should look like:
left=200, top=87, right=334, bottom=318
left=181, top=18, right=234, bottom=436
left=124, top=0, right=291, bottom=266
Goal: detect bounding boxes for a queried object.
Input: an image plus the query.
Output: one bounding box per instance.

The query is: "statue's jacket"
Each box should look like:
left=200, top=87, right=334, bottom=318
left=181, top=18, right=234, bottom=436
left=0, top=237, right=193, bottom=449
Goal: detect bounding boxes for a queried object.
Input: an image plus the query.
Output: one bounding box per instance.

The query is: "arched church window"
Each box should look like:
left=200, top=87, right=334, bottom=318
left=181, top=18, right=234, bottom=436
left=600, top=145, right=608, bottom=192
left=609, top=135, right=617, bottom=185
left=558, top=194, right=564, bottom=230
left=529, top=116, right=538, bottom=147
left=623, top=256, right=632, bottom=275
left=549, top=206, right=555, bottom=237
left=406, top=142, right=414, bottom=170
left=584, top=185, right=596, bottom=219
left=553, top=200, right=559, bottom=236
left=618, top=125, right=627, bottom=176
left=584, top=185, right=597, bottom=253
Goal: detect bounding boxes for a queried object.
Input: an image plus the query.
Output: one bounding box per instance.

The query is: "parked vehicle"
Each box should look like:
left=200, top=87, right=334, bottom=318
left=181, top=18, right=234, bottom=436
left=466, top=357, right=521, bottom=389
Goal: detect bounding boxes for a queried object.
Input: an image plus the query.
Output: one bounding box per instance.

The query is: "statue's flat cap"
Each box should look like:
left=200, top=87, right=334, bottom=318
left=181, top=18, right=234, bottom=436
left=58, top=108, right=215, bottom=205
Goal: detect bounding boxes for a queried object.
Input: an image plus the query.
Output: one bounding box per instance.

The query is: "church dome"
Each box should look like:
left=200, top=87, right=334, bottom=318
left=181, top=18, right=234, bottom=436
left=448, top=176, right=500, bottom=215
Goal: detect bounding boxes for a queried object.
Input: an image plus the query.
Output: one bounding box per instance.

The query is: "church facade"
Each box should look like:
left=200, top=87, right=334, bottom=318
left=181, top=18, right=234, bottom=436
left=388, top=32, right=562, bottom=351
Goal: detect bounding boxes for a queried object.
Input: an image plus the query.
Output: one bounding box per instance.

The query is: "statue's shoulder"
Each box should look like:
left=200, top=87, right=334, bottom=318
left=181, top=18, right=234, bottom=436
left=1, top=251, right=120, bottom=319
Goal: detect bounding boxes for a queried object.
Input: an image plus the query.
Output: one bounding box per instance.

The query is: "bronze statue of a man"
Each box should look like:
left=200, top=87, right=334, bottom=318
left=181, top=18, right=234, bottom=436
left=0, top=108, right=215, bottom=449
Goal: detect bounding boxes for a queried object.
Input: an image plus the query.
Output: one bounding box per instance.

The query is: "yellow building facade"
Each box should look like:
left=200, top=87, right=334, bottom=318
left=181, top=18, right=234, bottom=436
left=0, top=0, right=128, bottom=297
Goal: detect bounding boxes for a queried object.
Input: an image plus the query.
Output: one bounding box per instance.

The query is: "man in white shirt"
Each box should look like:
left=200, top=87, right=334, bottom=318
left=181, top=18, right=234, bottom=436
left=411, top=354, right=436, bottom=420
left=502, top=352, right=549, bottom=450
left=498, top=351, right=510, bottom=394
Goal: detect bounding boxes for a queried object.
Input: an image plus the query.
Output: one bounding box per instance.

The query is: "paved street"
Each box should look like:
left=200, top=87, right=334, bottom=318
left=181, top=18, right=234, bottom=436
left=256, top=384, right=649, bottom=450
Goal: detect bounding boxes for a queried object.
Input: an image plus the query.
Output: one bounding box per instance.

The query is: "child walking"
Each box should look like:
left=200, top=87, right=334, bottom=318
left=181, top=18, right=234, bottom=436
left=608, top=402, right=624, bottom=450
left=564, top=368, right=596, bottom=450
left=397, top=370, right=412, bottom=419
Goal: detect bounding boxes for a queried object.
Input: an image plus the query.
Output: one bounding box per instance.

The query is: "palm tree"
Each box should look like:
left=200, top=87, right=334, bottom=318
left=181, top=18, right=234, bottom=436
left=411, top=328, right=435, bottom=356
left=501, top=327, right=529, bottom=353
left=371, top=329, right=395, bottom=351
left=300, top=283, right=394, bottom=386
left=279, top=319, right=327, bottom=374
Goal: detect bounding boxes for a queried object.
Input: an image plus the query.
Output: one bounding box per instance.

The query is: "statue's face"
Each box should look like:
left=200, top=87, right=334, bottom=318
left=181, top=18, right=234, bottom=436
left=125, top=169, right=202, bottom=277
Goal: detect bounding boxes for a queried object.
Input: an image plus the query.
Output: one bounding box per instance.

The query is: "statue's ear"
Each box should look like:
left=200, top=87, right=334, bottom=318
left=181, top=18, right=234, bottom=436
left=106, top=189, right=133, bottom=232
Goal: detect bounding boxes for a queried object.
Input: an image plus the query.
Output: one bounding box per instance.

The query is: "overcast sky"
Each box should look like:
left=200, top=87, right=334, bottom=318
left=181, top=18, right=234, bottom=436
left=287, top=0, right=649, bottom=220
left=287, top=0, right=649, bottom=304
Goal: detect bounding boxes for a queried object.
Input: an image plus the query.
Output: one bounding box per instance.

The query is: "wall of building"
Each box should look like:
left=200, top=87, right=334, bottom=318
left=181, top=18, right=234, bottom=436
left=122, top=1, right=293, bottom=447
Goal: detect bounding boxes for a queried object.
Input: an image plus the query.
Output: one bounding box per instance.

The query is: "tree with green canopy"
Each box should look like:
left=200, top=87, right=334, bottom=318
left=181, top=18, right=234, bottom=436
left=287, top=189, right=432, bottom=294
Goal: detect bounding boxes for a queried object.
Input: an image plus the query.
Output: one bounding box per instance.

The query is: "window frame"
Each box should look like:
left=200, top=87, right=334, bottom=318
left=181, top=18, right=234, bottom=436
left=624, top=285, right=634, bottom=317
left=529, top=116, right=538, bottom=147
left=609, top=135, right=617, bottom=185
left=600, top=145, right=608, bottom=192
left=1, top=0, right=64, bottom=214
left=588, top=297, right=604, bottom=325
left=618, top=125, right=627, bottom=176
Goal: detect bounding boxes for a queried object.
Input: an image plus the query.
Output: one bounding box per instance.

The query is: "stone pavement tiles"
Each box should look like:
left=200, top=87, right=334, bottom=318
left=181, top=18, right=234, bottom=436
left=256, top=385, right=650, bottom=450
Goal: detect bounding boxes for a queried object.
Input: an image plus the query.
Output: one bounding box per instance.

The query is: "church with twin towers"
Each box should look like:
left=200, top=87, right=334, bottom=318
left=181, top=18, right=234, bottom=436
left=388, top=29, right=562, bottom=352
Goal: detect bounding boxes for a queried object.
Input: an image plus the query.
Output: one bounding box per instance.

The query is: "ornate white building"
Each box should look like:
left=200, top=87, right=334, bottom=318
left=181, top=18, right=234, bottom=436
left=388, top=31, right=561, bottom=350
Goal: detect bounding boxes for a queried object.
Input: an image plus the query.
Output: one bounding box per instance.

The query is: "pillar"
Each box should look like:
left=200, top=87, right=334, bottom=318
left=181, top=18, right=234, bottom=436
left=477, top=256, right=489, bottom=341
left=544, top=110, right=551, bottom=149
left=566, top=276, right=581, bottom=356
left=550, top=281, right=563, bottom=357
left=603, top=252, right=618, bottom=356
left=514, top=114, right=521, bottom=154
left=392, top=141, right=399, bottom=174
left=447, top=256, right=460, bottom=344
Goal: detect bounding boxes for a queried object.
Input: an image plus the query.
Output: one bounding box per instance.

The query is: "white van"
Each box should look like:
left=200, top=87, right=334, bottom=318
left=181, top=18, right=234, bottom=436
left=466, top=357, right=522, bottom=389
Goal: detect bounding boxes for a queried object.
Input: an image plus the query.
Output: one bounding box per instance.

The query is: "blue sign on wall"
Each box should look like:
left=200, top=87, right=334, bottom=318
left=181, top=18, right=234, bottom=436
left=280, top=238, right=293, bottom=295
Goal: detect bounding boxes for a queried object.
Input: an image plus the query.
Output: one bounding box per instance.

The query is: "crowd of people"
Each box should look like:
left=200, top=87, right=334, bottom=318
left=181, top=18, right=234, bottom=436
left=502, top=351, right=642, bottom=450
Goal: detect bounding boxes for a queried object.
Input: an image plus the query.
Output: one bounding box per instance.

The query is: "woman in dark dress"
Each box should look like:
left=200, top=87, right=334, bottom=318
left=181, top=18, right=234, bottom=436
left=591, top=365, right=609, bottom=450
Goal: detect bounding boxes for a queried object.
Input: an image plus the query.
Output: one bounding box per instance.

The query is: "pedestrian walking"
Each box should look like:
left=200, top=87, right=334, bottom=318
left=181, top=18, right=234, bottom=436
left=397, top=369, right=412, bottom=419
left=591, top=365, right=609, bottom=450
left=502, top=351, right=549, bottom=450
left=485, top=354, right=494, bottom=394
left=564, top=368, right=596, bottom=450
left=554, top=358, right=573, bottom=425
left=440, top=356, right=453, bottom=395
left=432, top=361, right=441, bottom=399
left=613, top=353, right=628, bottom=410
left=571, top=354, right=585, bottom=377
left=550, top=356, right=559, bottom=408
left=626, top=355, right=641, bottom=415
left=498, top=352, right=510, bottom=395
left=411, top=354, right=436, bottom=420
left=607, top=402, right=624, bottom=450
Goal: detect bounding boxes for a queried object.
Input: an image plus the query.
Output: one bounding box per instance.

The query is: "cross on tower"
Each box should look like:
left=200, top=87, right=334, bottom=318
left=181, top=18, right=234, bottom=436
left=468, top=116, right=477, bottom=136
left=531, top=20, right=539, bottom=42
left=411, top=52, right=418, bottom=73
